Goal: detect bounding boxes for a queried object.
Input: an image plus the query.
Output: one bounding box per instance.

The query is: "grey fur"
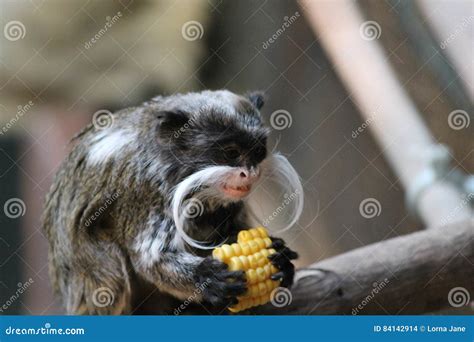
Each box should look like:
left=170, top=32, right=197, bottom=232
left=42, top=90, right=297, bottom=315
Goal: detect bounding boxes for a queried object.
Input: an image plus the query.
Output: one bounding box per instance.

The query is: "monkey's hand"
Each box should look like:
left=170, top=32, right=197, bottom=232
left=268, top=238, right=298, bottom=288
left=195, top=257, right=247, bottom=307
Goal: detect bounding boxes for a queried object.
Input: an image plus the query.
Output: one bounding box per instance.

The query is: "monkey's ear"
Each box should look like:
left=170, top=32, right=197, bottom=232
left=247, top=91, right=265, bottom=110
left=156, top=110, right=190, bottom=142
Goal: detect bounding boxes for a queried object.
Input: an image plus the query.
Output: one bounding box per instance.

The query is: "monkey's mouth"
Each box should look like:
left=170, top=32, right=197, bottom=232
left=221, top=184, right=252, bottom=198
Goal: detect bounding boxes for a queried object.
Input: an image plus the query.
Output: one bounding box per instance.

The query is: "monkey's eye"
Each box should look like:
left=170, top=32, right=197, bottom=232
left=223, top=146, right=241, bottom=160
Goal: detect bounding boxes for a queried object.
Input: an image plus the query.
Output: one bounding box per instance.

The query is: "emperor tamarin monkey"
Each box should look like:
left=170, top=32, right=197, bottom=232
left=42, top=90, right=303, bottom=314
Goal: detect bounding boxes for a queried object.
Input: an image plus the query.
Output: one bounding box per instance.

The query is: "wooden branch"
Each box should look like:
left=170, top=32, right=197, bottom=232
left=254, top=220, right=474, bottom=314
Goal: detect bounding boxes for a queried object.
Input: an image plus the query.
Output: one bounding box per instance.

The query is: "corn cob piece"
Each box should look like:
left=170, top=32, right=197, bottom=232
left=212, top=227, right=280, bottom=312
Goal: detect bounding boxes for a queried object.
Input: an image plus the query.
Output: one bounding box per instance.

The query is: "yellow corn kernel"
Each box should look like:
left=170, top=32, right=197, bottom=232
left=212, top=227, right=282, bottom=312
left=257, top=282, right=267, bottom=295
left=212, top=248, right=225, bottom=262
left=263, top=264, right=272, bottom=278
left=238, top=255, right=250, bottom=269
left=265, top=279, right=275, bottom=292
left=247, top=284, right=258, bottom=297
left=237, top=230, right=253, bottom=242
left=263, top=237, right=272, bottom=248
left=249, top=229, right=260, bottom=239
left=247, top=254, right=257, bottom=268
left=240, top=242, right=251, bottom=256
left=256, top=267, right=266, bottom=282
left=257, top=227, right=268, bottom=238
left=255, top=252, right=268, bottom=267
left=248, top=240, right=260, bottom=254
left=246, top=269, right=258, bottom=285
left=230, top=243, right=242, bottom=256
left=254, top=237, right=266, bottom=249
left=228, top=257, right=243, bottom=271
left=260, top=248, right=270, bottom=258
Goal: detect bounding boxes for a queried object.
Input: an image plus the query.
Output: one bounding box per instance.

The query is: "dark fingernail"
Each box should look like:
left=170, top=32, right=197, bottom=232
left=289, top=252, right=299, bottom=259
left=271, top=272, right=284, bottom=280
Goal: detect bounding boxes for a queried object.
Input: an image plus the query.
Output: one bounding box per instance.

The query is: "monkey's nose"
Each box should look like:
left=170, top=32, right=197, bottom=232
left=239, top=168, right=260, bottom=182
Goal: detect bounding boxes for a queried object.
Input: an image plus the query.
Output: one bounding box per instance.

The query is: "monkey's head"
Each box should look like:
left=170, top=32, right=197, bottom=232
left=85, top=90, right=303, bottom=248
left=153, top=90, right=269, bottom=203
left=153, top=90, right=302, bottom=248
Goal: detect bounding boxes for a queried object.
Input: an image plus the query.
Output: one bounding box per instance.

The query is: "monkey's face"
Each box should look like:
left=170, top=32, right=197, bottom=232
left=156, top=90, right=269, bottom=202
left=151, top=90, right=303, bottom=249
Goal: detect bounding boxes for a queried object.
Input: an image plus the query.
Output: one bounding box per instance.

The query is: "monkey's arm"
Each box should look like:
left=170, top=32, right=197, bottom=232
left=128, top=217, right=246, bottom=307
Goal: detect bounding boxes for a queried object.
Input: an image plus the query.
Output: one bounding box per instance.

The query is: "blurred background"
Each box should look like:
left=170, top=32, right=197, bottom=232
left=0, top=0, right=472, bottom=314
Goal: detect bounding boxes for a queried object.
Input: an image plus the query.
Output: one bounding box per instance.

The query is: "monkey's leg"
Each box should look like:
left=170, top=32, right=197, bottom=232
left=63, top=243, right=132, bottom=315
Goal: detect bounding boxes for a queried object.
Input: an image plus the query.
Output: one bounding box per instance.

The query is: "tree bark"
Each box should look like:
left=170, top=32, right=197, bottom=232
left=254, top=219, right=473, bottom=314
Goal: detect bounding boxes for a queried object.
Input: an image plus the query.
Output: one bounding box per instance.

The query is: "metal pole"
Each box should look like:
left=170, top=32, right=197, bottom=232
left=299, top=0, right=472, bottom=227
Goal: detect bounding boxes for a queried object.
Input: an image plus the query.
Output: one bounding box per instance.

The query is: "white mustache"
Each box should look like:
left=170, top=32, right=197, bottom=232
left=171, top=153, right=304, bottom=249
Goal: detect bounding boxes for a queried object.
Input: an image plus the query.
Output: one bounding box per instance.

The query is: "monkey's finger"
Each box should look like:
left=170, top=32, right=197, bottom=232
left=211, top=269, right=242, bottom=279
left=270, top=272, right=284, bottom=281
left=269, top=248, right=299, bottom=261
left=221, top=270, right=245, bottom=281
left=268, top=253, right=297, bottom=265
left=222, top=283, right=247, bottom=296
left=270, top=238, right=285, bottom=249
left=278, top=246, right=299, bottom=260
left=280, top=276, right=294, bottom=288
left=208, top=295, right=231, bottom=307
left=283, top=249, right=299, bottom=260
left=212, top=296, right=239, bottom=310
left=226, top=297, right=239, bottom=306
